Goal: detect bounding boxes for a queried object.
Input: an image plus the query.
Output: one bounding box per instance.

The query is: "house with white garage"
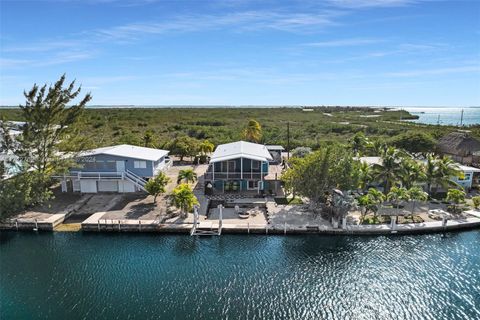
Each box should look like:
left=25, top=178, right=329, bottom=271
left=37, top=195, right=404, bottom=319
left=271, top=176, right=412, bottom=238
left=59, top=144, right=170, bottom=193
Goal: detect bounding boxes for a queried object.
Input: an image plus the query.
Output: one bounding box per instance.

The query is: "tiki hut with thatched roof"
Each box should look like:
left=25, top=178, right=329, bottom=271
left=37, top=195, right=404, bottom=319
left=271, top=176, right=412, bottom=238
left=437, top=132, right=480, bottom=166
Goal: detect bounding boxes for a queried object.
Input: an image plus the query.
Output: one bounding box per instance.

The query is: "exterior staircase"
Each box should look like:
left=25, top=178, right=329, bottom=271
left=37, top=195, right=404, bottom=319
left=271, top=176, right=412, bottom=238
left=124, top=170, right=147, bottom=192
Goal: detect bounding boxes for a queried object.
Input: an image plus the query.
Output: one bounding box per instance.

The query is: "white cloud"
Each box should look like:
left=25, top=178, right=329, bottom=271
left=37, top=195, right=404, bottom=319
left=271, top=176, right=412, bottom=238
left=305, top=38, right=381, bottom=47
left=385, top=65, right=480, bottom=77
left=327, top=0, right=417, bottom=8
left=0, top=51, right=94, bottom=69
left=91, top=10, right=341, bottom=41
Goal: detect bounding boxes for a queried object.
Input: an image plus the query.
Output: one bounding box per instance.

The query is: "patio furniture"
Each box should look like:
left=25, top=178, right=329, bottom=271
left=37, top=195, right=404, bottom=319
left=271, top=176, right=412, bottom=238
left=428, top=209, right=451, bottom=220
left=238, top=211, right=250, bottom=219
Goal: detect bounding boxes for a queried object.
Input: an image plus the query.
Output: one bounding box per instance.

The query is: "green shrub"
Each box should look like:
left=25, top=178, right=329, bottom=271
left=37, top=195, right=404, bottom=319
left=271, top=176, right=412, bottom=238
left=472, top=196, right=480, bottom=209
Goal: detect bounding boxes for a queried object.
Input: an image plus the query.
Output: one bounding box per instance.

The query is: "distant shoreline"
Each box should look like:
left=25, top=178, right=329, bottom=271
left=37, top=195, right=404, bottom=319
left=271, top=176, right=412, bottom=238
left=1, top=105, right=477, bottom=109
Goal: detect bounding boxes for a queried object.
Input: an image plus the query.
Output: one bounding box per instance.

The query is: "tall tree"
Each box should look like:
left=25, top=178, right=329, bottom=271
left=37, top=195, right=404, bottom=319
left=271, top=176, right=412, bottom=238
left=358, top=188, right=385, bottom=222
left=423, top=154, right=462, bottom=194
left=373, top=147, right=404, bottom=193
left=242, top=119, right=262, bottom=143
left=198, top=140, right=214, bottom=155
left=171, top=183, right=199, bottom=218
left=142, top=130, right=156, bottom=148
left=399, top=158, right=425, bottom=189
left=281, top=146, right=357, bottom=207
left=424, top=153, right=437, bottom=194
left=19, top=74, right=91, bottom=175
left=1, top=75, right=90, bottom=219
left=357, top=161, right=373, bottom=191
left=351, top=132, right=369, bottom=156
left=389, top=132, right=437, bottom=155
left=145, top=172, right=170, bottom=204
left=167, top=136, right=199, bottom=161
left=387, top=187, right=409, bottom=216
left=407, top=187, right=428, bottom=216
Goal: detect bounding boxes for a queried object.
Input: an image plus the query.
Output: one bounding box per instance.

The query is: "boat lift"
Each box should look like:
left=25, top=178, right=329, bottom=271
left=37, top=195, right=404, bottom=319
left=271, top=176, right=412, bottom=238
left=190, top=204, right=223, bottom=236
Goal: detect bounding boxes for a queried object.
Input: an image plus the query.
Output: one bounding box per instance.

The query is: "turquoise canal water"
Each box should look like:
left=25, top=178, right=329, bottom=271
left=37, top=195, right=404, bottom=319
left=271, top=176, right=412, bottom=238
left=1, top=232, right=479, bottom=320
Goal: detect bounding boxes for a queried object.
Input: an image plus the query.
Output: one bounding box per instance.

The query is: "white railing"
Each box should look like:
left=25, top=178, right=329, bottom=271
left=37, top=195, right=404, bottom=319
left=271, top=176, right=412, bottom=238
left=124, top=170, right=147, bottom=191
left=153, top=158, right=173, bottom=176
left=70, top=171, right=124, bottom=180
left=55, top=170, right=149, bottom=192
left=125, top=169, right=147, bottom=184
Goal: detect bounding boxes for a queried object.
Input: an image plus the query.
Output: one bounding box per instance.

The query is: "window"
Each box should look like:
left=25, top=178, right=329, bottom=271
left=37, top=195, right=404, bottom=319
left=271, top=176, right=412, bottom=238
left=252, top=160, right=260, bottom=170
left=228, top=161, right=236, bottom=172
left=106, top=161, right=116, bottom=170
left=248, top=180, right=259, bottom=190
left=458, top=173, right=471, bottom=181
left=134, top=161, right=147, bottom=169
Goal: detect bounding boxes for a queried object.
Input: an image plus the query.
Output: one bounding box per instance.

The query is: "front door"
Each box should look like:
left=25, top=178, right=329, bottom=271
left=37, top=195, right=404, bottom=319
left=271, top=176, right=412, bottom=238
left=116, top=160, right=125, bottom=172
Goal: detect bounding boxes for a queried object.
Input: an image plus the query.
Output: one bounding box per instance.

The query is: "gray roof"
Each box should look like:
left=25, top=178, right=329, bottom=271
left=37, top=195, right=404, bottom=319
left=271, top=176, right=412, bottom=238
left=80, top=144, right=169, bottom=161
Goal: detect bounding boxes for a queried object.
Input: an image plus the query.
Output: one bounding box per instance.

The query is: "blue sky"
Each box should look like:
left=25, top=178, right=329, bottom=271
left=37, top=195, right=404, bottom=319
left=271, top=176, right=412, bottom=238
left=0, top=0, right=479, bottom=106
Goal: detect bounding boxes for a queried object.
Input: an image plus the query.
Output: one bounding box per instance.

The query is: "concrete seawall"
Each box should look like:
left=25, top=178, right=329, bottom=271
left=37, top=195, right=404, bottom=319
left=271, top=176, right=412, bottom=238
left=3, top=214, right=480, bottom=236
left=78, top=217, right=480, bottom=236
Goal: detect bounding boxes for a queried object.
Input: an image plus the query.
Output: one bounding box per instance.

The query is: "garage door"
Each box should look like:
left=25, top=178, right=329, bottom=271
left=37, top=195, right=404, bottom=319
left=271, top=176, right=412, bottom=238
left=118, top=180, right=135, bottom=193
left=80, top=180, right=97, bottom=193
left=98, top=181, right=118, bottom=192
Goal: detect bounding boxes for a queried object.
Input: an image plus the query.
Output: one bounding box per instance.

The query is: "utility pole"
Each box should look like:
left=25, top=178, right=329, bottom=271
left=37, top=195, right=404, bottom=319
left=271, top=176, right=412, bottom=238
left=460, top=109, right=464, bottom=126
left=287, top=121, right=290, bottom=160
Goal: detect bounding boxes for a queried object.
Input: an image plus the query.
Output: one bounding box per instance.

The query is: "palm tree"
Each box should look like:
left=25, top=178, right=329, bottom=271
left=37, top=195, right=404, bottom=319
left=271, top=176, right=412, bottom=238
left=387, top=187, right=410, bottom=215
left=399, top=158, right=425, bottom=189
left=171, top=183, right=199, bottom=218
left=351, top=132, right=368, bottom=156
left=368, top=139, right=386, bottom=156
left=407, top=186, right=428, bottom=216
left=144, top=172, right=170, bottom=204
left=199, top=140, right=214, bottom=155
left=373, top=147, right=404, bottom=193
left=142, top=130, right=155, bottom=148
left=365, top=188, right=386, bottom=222
left=242, top=119, right=262, bottom=143
left=424, top=154, right=462, bottom=195
left=357, top=161, right=373, bottom=191
left=177, top=168, right=198, bottom=184
left=424, top=153, right=437, bottom=194
left=436, top=156, right=462, bottom=188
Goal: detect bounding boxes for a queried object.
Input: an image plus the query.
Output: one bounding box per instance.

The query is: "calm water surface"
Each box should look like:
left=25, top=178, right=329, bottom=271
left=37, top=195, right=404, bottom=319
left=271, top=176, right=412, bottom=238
left=1, top=231, right=479, bottom=320
left=402, top=107, right=479, bottom=126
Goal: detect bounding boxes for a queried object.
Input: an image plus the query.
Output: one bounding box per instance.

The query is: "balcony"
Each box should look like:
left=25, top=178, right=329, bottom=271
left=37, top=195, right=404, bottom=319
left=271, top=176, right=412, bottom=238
left=204, top=172, right=265, bottom=181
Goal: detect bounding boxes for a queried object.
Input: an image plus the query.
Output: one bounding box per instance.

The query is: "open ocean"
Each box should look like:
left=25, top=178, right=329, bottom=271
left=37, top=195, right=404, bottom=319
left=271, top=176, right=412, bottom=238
left=401, top=106, right=479, bottom=126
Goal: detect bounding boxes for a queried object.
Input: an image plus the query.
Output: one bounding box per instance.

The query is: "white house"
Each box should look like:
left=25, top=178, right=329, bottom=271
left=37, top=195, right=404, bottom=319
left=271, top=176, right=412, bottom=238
left=358, top=156, right=480, bottom=191
left=60, top=144, right=170, bottom=193
left=204, top=141, right=273, bottom=193
left=452, top=164, right=480, bottom=190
